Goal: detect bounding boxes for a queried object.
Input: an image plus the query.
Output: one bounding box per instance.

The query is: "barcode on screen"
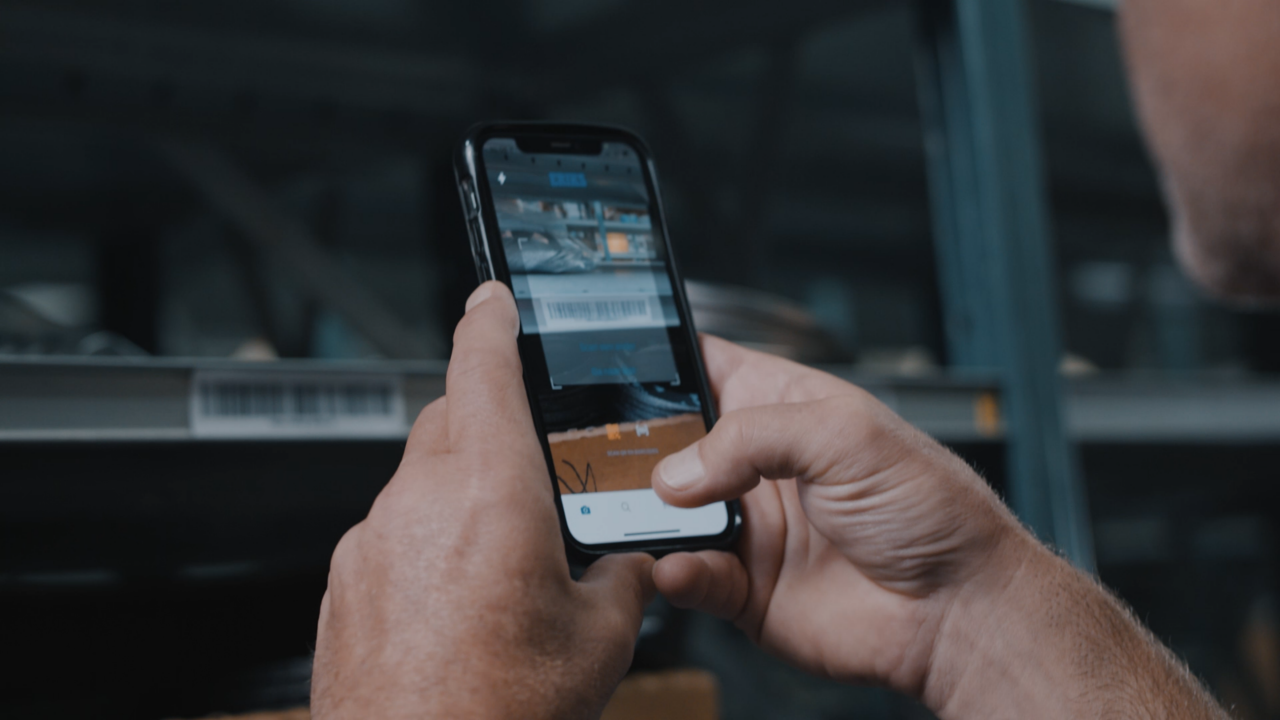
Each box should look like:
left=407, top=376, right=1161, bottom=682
left=542, top=299, right=650, bottom=323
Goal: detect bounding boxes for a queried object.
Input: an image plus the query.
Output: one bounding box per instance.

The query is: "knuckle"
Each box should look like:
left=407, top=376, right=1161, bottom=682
left=718, top=409, right=756, bottom=453
left=599, top=605, right=639, bottom=648
left=450, top=306, right=485, bottom=343
left=329, top=523, right=364, bottom=575
left=833, top=392, right=887, bottom=441
left=452, top=301, right=516, bottom=349
left=410, top=398, right=443, bottom=429
left=466, top=477, right=552, bottom=539
left=616, top=561, right=649, bottom=606
left=448, top=352, right=520, bottom=396
left=367, top=472, right=415, bottom=521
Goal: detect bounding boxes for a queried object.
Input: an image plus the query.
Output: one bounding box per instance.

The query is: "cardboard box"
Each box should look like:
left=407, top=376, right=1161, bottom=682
left=175, top=668, right=719, bottom=720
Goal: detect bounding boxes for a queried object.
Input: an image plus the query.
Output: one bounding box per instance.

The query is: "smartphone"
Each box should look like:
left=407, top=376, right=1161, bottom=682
left=454, top=122, right=739, bottom=560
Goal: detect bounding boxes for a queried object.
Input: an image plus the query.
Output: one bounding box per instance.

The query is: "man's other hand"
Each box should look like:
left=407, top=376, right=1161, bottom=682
left=651, top=335, right=1020, bottom=700
left=312, top=281, right=655, bottom=720
left=652, top=336, right=1227, bottom=719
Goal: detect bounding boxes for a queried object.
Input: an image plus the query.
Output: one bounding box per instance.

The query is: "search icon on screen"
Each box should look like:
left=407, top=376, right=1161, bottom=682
left=621, top=501, right=631, bottom=512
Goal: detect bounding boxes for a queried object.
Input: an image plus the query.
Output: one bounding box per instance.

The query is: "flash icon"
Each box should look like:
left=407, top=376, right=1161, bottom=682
left=497, top=172, right=507, bottom=185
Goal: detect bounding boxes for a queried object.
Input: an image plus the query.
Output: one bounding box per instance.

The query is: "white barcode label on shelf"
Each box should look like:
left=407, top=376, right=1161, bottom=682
left=190, top=370, right=407, bottom=439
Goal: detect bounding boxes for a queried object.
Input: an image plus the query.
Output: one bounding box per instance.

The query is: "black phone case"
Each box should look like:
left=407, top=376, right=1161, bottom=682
left=453, top=121, right=740, bottom=563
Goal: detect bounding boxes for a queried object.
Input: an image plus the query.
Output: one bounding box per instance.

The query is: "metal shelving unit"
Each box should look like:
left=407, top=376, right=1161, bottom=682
left=0, top=0, right=1255, bottom=595
left=1066, top=378, right=1280, bottom=444
left=0, top=356, right=446, bottom=442
left=0, top=356, right=991, bottom=443
left=6, top=356, right=1279, bottom=445
left=914, top=0, right=1093, bottom=568
left=4, top=1, right=1279, bottom=717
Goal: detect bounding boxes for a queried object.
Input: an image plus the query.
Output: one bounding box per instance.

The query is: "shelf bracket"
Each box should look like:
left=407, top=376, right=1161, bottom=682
left=913, top=0, right=1095, bottom=570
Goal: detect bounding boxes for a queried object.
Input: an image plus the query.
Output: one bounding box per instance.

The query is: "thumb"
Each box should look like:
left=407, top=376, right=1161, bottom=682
left=652, top=394, right=891, bottom=508
left=578, top=553, right=657, bottom=630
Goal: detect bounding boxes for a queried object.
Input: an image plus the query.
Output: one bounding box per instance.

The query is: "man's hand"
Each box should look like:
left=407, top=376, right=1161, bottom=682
left=651, top=335, right=1020, bottom=695
left=652, top=336, right=1227, bottom=719
left=312, top=282, right=655, bottom=720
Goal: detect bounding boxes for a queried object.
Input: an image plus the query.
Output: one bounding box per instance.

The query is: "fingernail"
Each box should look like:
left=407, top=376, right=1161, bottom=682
left=464, top=284, right=493, bottom=313
left=658, top=445, right=704, bottom=491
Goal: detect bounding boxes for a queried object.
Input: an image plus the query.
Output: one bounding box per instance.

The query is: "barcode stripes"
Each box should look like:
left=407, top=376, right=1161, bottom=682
left=199, top=382, right=395, bottom=419
left=543, top=299, right=649, bottom=322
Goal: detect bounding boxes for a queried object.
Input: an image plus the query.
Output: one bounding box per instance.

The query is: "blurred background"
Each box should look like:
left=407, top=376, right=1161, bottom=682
left=2, top=0, right=1280, bottom=718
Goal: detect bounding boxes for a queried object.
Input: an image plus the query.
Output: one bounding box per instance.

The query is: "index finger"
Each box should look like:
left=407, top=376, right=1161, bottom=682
left=699, top=333, right=857, bottom=411
left=445, top=281, right=539, bottom=453
left=652, top=551, right=750, bottom=623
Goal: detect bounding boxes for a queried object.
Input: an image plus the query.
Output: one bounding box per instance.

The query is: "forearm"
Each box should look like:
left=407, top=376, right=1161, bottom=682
left=924, top=531, right=1227, bottom=720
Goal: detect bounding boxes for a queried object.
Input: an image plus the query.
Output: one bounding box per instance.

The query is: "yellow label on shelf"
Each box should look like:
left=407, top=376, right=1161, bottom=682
left=974, top=392, right=1001, bottom=437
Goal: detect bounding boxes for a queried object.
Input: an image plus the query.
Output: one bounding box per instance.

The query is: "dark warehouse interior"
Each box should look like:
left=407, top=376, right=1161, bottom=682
left=2, top=0, right=1280, bottom=718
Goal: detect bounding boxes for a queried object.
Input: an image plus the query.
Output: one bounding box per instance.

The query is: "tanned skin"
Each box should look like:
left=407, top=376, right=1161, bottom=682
left=312, top=283, right=656, bottom=720
left=1120, top=0, right=1280, bottom=302
left=313, top=283, right=1229, bottom=718
left=651, top=335, right=1228, bottom=720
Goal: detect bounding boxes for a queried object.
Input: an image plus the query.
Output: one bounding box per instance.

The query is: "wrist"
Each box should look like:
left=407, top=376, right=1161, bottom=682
left=922, top=527, right=1065, bottom=718
left=921, top=527, right=1224, bottom=720
left=315, top=663, right=560, bottom=720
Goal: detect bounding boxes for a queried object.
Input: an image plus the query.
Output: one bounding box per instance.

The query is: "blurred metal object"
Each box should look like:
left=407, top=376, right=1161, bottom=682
left=158, top=138, right=438, bottom=359
left=1243, top=595, right=1280, bottom=715
left=0, top=356, right=1019, bottom=444
left=74, top=330, right=148, bottom=356
left=684, top=280, right=849, bottom=363
left=1056, top=0, right=1116, bottom=10
left=0, top=291, right=145, bottom=356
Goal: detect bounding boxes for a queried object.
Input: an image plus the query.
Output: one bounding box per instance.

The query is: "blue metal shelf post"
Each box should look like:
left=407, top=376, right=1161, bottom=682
left=913, top=0, right=1095, bottom=570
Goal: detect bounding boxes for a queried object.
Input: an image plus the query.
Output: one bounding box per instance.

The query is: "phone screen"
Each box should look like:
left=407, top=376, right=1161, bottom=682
left=477, top=136, right=730, bottom=547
